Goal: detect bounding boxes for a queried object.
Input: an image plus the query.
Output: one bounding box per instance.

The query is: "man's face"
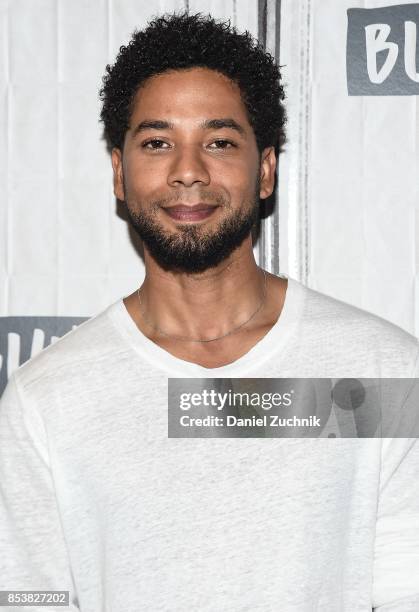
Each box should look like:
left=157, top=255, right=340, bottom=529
left=111, top=67, right=275, bottom=273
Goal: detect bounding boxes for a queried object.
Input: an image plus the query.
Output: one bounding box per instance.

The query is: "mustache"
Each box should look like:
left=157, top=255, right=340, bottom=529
left=150, top=191, right=230, bottom=211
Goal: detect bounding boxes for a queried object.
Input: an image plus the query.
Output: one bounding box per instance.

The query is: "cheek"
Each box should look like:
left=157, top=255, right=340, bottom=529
left=210, top=157, right=259, bottom=191
left=124, top=157, right=167, bottom=195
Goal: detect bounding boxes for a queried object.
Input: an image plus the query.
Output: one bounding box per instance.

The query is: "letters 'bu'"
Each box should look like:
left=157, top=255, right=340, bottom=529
left=365, top=21, right=419, bottom=84
left=347, top=6, right=419, bottom=95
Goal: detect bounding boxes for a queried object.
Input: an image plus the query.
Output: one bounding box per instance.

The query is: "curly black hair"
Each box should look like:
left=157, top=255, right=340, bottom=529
left=99, top=12, right=286, bottom=153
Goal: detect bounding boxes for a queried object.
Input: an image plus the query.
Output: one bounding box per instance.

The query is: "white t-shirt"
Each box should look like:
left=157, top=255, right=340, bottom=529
left=1, top=276, right=419, bottom=611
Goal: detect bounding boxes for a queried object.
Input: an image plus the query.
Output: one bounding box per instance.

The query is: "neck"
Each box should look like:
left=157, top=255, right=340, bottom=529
left=139, top=239, right=265, bottom=341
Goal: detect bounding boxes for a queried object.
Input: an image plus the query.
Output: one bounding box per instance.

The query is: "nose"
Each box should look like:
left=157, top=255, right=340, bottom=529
left=167, top=145, right=210, bottom=188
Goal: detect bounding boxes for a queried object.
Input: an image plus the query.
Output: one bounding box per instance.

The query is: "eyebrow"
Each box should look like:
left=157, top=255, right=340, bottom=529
left=132, top=117, right=246, bottom=137
left=132, top=120, right=173, bottom=135
left=202, top=118, right=246, bottom=136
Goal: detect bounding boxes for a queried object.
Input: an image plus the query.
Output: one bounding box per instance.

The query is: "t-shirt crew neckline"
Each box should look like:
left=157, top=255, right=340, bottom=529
left=108, top=275, right=305, bottom=377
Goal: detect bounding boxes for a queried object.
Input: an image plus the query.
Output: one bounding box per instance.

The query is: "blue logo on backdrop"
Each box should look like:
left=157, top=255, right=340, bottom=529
left=0, top=317, right=88, bottom=397
left=347, top=4, right=419, bottom=94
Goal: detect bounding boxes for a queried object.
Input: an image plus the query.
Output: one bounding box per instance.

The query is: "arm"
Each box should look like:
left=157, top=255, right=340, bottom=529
left=0, top=374, right=80, bottom=610
left=372, top=436, right=419, bottom=611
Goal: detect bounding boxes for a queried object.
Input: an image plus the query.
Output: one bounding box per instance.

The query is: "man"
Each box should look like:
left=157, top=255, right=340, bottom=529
left=0, top=12, right=418, bottom=612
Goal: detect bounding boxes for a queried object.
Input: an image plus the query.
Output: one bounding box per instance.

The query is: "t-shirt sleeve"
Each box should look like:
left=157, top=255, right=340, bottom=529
left=372, top=381, right=419, bottom=611
left=0, top=373, right=80, bottom=610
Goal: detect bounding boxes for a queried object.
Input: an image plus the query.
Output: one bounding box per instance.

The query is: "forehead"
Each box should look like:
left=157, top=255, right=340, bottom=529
left=129, top=67, right=249, bottom=126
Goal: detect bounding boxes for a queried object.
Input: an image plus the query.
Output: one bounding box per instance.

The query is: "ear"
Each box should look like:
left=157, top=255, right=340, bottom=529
left=259, top=146, right=276, bottom=199
left=111, top=148, right=125, bottom=201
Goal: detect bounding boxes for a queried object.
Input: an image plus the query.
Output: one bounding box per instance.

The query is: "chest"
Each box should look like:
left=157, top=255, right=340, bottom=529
left=151, top=323, right=274, bottom=368
left=49, top=392, right=381, bottom=610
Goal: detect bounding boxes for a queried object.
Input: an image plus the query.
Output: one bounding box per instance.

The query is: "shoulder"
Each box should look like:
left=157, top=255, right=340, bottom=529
left=299, top=281, right=415, bottom=343
left=290, top=278, right=419, bottom=375
left=11, top=300, right=125, bottom=395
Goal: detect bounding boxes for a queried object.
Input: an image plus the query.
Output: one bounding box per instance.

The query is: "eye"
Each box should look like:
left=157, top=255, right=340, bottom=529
left=208, top=139, right=236, bottom=150
left=142, top=139, right=170, bottom=150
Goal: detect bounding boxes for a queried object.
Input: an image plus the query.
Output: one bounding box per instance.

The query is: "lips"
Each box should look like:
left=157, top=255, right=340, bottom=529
left=163, top=203, right=219, bottom=222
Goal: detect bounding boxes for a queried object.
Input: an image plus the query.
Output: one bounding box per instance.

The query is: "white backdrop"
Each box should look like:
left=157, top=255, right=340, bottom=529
left=278, top=0, right=419, bottom=335
left=1, top=0, right=419, bottom=391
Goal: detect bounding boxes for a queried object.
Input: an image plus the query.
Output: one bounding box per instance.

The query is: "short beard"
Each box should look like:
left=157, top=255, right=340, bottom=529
left=124, top=186, right=260, bottom=274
